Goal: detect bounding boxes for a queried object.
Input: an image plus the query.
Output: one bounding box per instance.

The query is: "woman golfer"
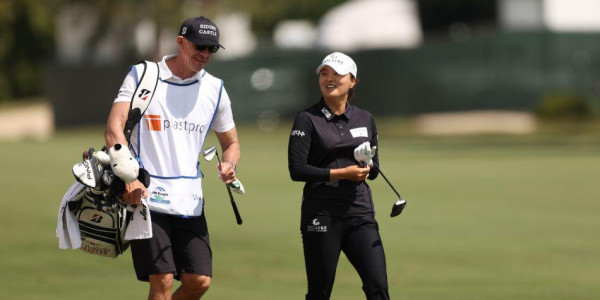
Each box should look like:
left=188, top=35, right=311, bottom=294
left=288, top=52, right=390, bottom=300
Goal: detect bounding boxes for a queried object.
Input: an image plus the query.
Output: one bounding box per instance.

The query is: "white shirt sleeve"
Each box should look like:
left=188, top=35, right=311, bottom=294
left=211, top=85, right=236, bottom=133
left=114, top=68, right=137, bottom=103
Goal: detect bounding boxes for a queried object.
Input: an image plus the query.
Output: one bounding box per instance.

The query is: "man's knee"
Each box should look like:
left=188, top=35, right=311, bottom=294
left=181, top=274, right=211, bottom=294
left=149, top=273, right=174, bottom=294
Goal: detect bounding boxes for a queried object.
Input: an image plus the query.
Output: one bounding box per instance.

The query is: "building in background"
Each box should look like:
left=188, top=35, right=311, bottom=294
left=499, top=0, right=600, bottom=32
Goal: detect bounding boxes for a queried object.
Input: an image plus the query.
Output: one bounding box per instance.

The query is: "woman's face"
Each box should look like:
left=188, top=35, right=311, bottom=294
left=318, top=65, right=356, bottom=100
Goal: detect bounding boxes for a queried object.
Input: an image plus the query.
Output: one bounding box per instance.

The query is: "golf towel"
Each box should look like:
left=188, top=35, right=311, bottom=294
left=56, top=182, right=153, bottom=250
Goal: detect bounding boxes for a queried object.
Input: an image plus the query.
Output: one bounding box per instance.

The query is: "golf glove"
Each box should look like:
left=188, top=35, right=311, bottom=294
left=354, top=142, right=377, bottom=167
left=228, top=178, right=246, bottom=195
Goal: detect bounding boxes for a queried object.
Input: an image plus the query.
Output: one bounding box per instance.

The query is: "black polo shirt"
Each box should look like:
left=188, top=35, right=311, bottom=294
left=288, top=99, right=379, bottom=216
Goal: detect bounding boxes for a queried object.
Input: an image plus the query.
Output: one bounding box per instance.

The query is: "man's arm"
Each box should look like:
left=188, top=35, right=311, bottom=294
left=104, top=102, right=147, bottom=204
left=104, top=102, right=130, bottom=148
left=215, top=127, right=240, bottom=184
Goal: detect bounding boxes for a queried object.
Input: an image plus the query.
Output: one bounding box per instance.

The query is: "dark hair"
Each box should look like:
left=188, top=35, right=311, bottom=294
left=348, top=75, right=358, bottom=100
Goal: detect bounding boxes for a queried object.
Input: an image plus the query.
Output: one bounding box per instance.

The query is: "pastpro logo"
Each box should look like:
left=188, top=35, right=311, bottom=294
left=146, top=115, right=162, bottom=131
left=145, top=114, right=206, bottom=134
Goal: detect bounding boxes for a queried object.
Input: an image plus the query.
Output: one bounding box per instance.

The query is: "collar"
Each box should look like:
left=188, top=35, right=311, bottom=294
left=318, top=98, right=353, bottom=121
left=158, top=54, right=204, bottom=83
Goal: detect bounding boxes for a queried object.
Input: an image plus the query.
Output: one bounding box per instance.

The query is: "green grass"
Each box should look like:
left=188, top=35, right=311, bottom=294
left=1, top=122, right=600, bottom=299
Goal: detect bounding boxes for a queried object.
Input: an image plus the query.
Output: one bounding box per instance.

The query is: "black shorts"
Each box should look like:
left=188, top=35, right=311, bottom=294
left=130, top=212, right=212, bottom=281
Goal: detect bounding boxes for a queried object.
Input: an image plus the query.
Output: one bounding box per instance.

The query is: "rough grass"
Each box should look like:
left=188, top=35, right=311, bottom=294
left=1, top=121, right=599, bottom=299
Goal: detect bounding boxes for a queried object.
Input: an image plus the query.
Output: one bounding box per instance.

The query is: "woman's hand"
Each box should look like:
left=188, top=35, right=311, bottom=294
left=330, top=165, right=371, bottom=182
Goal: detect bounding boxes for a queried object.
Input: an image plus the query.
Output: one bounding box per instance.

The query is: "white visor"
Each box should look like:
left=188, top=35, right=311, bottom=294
left=316, top=52, right=357, bottom=77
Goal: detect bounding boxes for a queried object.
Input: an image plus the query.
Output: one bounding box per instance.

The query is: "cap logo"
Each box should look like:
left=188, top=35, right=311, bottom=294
left=181, top=27, right=187, bottom=35
left=198, top=24, right=218, bottom=37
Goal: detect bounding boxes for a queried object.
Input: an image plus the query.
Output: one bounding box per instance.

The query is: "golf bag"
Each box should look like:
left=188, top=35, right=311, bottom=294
left=60, top=60, right=158, bottom=258
left=70, top=187, right=130, bottom=257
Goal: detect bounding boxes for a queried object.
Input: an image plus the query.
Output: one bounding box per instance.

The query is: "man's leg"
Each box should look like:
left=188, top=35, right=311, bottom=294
left=343, top=216, right=390, bottom=300
left=172, top=274, right=210, bottom=300
left=148, top=273, right=174, bottom=300
left=301, top=215, right=344, bottom=300
left=171, top=214, right=212, bottom=300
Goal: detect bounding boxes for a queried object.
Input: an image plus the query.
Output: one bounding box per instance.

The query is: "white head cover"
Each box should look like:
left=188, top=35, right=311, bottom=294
left=316, top=52, right=357, bottom=77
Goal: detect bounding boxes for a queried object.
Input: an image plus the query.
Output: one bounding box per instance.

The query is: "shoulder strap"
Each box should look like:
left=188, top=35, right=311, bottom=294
left=124, top=60, right=159, bottom=143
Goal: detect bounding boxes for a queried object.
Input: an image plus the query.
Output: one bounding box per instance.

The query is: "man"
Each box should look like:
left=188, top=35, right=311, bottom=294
left=104, top=16, right=240, bottom=299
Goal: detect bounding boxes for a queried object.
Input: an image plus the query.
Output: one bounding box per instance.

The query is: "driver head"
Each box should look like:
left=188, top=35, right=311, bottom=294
left=390, top=199, right=407, bottom=217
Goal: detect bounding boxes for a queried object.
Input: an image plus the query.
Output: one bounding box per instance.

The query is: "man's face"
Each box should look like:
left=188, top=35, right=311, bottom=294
left=178, top=37, right=213, bottom=73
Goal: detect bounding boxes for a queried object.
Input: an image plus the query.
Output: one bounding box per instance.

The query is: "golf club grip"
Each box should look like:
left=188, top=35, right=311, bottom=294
left=225, top=184, right=243, bottom=225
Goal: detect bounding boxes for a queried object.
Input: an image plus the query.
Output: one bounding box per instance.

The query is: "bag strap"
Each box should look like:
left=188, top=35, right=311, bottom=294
left=123, top=60, right=159, bottom=143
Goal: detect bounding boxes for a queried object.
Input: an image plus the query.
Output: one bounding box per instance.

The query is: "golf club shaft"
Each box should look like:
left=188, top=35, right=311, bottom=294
left=373, top=163, right=402, bottom=199
left=215, top=152, right=243, bottom=225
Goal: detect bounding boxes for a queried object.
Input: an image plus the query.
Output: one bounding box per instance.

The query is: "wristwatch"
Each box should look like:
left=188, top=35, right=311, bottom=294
left=229, top=161, right=237, bottom=173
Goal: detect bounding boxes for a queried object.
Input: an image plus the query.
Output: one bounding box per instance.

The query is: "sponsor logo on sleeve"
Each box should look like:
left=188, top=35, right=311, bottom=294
left=291, top=129, right=305, bottom=137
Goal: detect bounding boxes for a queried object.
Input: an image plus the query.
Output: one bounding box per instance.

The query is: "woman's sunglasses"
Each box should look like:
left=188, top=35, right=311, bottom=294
left=195, top=45, right=220, bottom=53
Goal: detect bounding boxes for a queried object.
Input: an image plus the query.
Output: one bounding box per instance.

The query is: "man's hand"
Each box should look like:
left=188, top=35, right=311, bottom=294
left=217, top=161, right=236, bottom=184
left=122, top=180, right=147, bottom=205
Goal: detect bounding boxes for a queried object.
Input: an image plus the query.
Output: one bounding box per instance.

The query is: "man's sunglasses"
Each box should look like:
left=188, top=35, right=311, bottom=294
left=195, top=45, right=219, bottom=53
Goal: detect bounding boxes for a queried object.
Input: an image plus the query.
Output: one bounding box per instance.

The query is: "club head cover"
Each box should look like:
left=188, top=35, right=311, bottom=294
left=109, top=176, right=126, bottom=197
left=94, top=150, right=110, bottom=165
left=390, top=199, right=407, bottom=217
left=138, top=168, right=151, bottom=188
left=108, top=144, right=139, bottom=183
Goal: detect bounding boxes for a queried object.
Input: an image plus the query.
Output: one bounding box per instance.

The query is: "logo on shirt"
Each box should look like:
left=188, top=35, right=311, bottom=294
left=145, top=114, right=207, bottom=134
left=290, top=129, right=305, bottom=137
left=307, top=218, right=327, bottom=232
left=150, top=187, right=170, bottom=204
left=146, top=115, right=162, bottom=131
left=320, top=107, right=332, bottom=119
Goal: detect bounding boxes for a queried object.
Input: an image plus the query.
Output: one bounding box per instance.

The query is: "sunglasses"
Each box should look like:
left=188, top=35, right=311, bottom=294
left=195, top=44, right=220, bottom=53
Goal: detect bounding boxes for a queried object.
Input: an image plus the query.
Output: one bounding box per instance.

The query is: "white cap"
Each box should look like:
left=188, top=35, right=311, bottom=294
left=316, top=52, right=357, bottom=77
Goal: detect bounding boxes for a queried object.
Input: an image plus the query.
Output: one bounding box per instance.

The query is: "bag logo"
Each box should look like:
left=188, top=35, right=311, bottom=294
left=90, top=214, right=103, bottom=223
left=138, top=89, right=151, bottom=101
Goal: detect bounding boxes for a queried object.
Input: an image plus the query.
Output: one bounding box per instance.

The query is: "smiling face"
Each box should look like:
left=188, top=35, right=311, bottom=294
left=318, top=65, right=356, bottom=102
left=177, top=36, right=213, bottom=76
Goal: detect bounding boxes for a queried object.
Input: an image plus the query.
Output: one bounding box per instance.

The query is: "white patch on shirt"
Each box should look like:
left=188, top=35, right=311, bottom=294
left=350, top=127, right=368, bottom=138
left=291, top=129, right=305, bottom=137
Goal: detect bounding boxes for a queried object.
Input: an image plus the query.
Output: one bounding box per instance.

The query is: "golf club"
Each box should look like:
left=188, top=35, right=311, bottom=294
left=202, top=146, right=243, bottom=225
left=372, top=163, right=407, bottom=217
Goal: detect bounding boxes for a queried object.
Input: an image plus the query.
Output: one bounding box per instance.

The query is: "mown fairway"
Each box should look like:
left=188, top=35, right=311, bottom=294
left=1, top=122, right=599, bottom=299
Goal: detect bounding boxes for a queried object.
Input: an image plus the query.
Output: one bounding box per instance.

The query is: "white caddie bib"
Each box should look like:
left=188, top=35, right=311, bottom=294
left=123, top=59, right=233, bottom=217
